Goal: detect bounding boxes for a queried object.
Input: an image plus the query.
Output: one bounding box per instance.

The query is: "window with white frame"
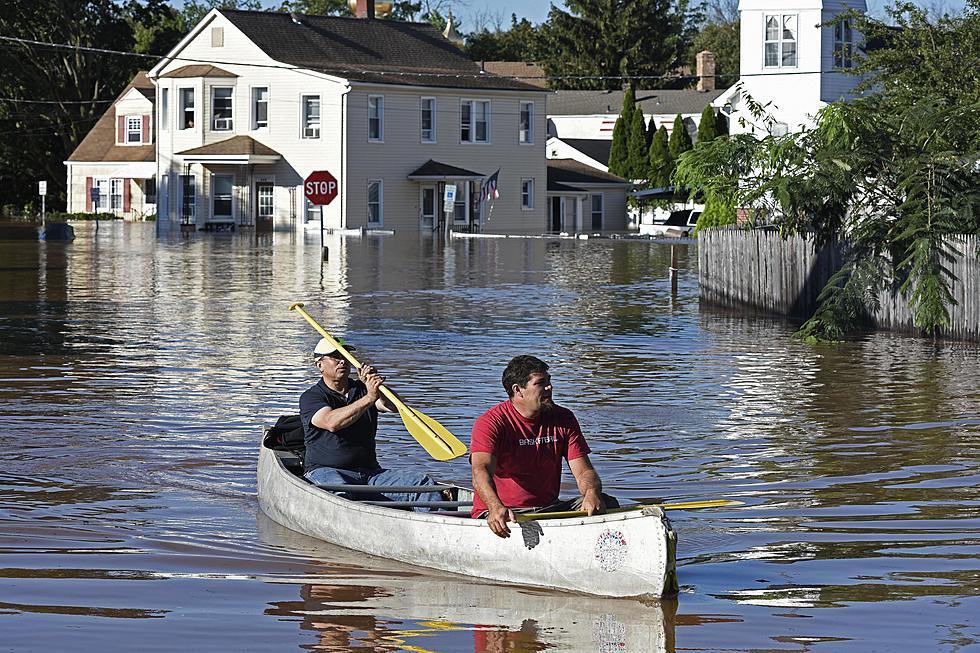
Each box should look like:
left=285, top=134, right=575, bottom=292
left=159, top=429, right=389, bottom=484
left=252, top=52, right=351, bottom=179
left=305, top=198, right=320, bottom=223
left=257, top=184, right=273, bottom=219
left=110, top=178, right=124, bottom=210
left=519, top=101, right=534, bottom=144
left=213, top=175, right=233, bottom=219
left=126, top=116, right=142, bottom=144
left=301, top=95, right=320, bottom=138
left=590, top=193, right=604, bottom=230
left=93, top=178, right=110, bottom=212
left=460, top=99, right=490, bottom=143
left=180, top=175, right=195, bottom=223
left=834, top=18, right=854, bottom=68
left=764, top=14, right=798, bottom=67
left=368, top=95, right=384, bottom=141
left=161, top=88, right=169, bottom=131
left=212, top=87, right=233, bottom=130
left=180, top=88, right=195, bottom=129
left=252, top=87, right=268, bottom=129
left=521, top=178, right=534, bottom=209
left=367, top=179, right=382, bottom=224
left=420, top=97, right=436, bottom=143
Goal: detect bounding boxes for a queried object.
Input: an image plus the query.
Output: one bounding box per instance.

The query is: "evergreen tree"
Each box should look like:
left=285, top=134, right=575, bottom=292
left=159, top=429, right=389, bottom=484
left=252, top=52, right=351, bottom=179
left=627, top=105, right=648, bottom=180
left=620, top=87, right=636, bottom=135
left=697, top=105, right=718, bottom=144
left=539, top=0, right=700, bottom=90
left=669, top=114, right=693, bottom=158
left=647, top=126, right=672, bottom=187
left=607, top=116, right=629, bottom=176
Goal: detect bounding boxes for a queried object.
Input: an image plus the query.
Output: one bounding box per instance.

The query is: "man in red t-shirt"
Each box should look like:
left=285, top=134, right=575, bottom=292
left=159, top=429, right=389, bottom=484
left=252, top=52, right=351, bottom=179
left=470, top=355, right=619, bottom=538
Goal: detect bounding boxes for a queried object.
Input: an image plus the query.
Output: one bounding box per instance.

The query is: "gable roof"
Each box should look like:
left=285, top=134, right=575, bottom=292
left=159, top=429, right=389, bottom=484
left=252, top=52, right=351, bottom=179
left=160, top=64, right=238, bottom=78
left=549, top=88, right=723, bottom=117
left=408, top=159, right=484, bottom=179
left=558, top=139, right=611, bottom=167
left=66, top=72, right=155, bottom=163
left=218, top=10, right=544, bottom=91
left=547, top=159, right=629, bottom=188
left=177, top=135, right=280, bottom=157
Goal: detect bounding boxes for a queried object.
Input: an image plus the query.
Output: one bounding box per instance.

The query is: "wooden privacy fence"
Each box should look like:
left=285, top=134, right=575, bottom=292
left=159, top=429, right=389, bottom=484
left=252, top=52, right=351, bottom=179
left=698, top=228, right=980, bottom=342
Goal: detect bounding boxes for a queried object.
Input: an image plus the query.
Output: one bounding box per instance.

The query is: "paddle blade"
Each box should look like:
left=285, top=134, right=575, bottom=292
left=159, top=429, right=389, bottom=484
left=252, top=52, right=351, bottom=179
left=396, top=404, right=468, bottom=461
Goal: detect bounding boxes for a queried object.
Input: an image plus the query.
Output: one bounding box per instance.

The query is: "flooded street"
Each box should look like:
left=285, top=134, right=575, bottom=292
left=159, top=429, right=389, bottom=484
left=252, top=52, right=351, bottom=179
left=1, top=221, right=978, bottom=652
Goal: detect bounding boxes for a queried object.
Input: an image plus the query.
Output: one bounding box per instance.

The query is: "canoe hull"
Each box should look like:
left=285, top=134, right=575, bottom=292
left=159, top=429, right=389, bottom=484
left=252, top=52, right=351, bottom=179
left=257, top=445, right=677, bottom=598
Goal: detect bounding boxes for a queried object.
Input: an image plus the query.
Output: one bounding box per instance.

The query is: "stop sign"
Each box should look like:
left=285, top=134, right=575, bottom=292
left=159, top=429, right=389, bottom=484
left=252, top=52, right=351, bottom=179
left=304, top=170, right=339, bottom=206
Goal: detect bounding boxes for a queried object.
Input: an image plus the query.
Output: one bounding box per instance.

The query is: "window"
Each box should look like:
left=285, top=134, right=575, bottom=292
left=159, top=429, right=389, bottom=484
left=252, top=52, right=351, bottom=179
left=212, top=87, right=233, bottom=131
left=257, top=184, right=273, bottom=219
left=519, top=101, right=534, bottom=144
left=834, top=18, right=854, bottom=69
left=367, top=179, right=382, bottom=224
left=453, top=185, right=467, bottom=222
left=180, top=175, right=195, bottom=223
left=252, top=87, right=268, bottom=129
left=161, top=88, right=169, bottom=131
left=772, top=122, right=789, bottom=136
left=368, top=95, right=384, bottom=141
left=764, top=14, right=797, bottom=67
left=145, top=177, right=157, bottom=204
left=521, top=178, right=534, bottom=209
left=126, top=116, right=142, bottom=144
left=110, top=178, right=124, bottom=211
left=420, top=97, right=436, bottom=143
left=305, top=198, right=320, bottom=223
left=93, top=178, right=110, bottom=211
left=180, top=88, right=195, bottom=129
left=302, top=95, right=320, bottom=138
left=461, top=99, right=490, bottom=143
left=591, top=193, right=604, bottom=230
left=213, top=175, right=233, bottom=219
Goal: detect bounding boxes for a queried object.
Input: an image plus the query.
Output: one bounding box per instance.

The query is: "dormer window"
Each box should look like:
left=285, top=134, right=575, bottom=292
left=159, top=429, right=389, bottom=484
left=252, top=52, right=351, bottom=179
left=212, top=87, right=233, bottom=131
left=764, top=14, right=797, bottom=68
left=834, top=18, right=854, bottom=69
left=126, top=116, right=143, bottom=144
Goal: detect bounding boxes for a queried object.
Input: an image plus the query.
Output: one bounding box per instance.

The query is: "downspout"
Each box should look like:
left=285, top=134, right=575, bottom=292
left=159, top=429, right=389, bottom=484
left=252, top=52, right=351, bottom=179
left=340, top=82, right=351, bottom=229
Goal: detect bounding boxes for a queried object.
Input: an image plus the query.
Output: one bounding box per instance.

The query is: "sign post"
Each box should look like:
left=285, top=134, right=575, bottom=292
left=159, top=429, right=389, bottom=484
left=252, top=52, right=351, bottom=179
left=442, top=183, right=456, bottom=238
left=304, top=170, right=340, bottom=260
left=38, top=181, right=47, bottom=227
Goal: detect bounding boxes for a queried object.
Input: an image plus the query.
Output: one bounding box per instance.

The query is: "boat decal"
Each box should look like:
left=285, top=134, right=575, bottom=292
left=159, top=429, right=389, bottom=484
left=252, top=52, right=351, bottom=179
left=594, top=529, right=628, bottom=572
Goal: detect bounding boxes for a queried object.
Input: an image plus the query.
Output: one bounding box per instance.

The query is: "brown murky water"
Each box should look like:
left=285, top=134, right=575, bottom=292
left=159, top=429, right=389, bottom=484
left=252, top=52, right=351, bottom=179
left=1, top=221, right=978, bottom=652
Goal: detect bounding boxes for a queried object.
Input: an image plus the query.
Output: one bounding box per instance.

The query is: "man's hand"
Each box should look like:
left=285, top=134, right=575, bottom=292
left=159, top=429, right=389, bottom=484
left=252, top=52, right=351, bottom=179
left=359, top=365, right=385, bottom=401
left=486, top=504, right=516, bottom=538
left=579, top=489, right=606, bottom=516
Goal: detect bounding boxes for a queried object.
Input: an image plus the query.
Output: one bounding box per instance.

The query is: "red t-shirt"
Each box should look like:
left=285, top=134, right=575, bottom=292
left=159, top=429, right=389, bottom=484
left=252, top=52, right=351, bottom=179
left=469, top=400, right=591, bottom=517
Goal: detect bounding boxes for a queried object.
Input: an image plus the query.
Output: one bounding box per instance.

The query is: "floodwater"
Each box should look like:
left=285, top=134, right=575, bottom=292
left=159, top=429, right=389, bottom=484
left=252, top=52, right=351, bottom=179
left=1, top=221, right=978, bottom=652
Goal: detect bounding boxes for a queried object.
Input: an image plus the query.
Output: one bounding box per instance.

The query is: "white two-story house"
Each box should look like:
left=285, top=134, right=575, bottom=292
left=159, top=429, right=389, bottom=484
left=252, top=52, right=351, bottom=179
left=149, top=7, right=548, bottom=234
left=714, top=0, right=867, bottom=136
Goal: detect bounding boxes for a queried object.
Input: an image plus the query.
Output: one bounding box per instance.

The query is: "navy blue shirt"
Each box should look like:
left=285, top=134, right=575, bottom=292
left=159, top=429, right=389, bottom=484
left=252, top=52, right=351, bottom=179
left=299, top=378, right=380, bottom=472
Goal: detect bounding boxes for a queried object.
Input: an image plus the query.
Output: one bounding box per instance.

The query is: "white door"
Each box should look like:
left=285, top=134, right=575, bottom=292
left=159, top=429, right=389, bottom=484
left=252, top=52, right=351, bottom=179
left=420, top=185, right=436, bottom=229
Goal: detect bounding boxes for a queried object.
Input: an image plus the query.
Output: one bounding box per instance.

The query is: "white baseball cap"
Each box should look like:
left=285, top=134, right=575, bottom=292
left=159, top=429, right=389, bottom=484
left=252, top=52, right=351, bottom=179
left=313, top=337, right=355, bottom=358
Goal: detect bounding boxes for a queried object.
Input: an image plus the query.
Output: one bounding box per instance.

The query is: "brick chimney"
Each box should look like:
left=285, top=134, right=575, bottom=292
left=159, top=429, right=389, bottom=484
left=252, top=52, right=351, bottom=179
left=696, top=50, right=716, bottom=92
left=354, top=0, right=375, bottom=19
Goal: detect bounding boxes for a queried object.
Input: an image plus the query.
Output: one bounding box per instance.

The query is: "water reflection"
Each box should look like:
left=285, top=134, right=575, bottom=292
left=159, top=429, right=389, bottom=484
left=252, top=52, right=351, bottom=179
left=258, top=512, right=674, bottom=653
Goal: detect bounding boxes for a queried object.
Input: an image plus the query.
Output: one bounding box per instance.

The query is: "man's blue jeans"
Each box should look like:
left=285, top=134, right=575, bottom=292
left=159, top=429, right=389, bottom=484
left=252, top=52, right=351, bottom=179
left=304, top=466, right=440, bottom=512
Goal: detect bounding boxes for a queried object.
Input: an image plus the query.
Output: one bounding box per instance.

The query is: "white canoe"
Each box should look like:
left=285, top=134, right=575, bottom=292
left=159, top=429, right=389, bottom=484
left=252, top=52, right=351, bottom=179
left=257, top=443, right=678, bottom=598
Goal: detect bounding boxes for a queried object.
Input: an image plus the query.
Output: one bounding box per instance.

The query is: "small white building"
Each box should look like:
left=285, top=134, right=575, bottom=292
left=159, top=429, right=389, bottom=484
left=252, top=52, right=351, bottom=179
left=149, top=7, right=549, bottom=234
left=714, top=0, right=867, bottom=135
left=64, top=72, right=157, bottom=219
left=546, top=159, right=631, bottom=233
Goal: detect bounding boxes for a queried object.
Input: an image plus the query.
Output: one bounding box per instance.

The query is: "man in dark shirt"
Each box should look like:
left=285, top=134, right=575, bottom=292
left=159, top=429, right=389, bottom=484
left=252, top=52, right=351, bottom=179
left=299, top=338, right=438, bottom=510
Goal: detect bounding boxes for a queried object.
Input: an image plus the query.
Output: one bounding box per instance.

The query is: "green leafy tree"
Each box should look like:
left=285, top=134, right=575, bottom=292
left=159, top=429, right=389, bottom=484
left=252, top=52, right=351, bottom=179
left=697, top=104, right=718, bottom=143
left=668, top=114, right=693, bottom=159
left=627, top=104, right=648, bottom=180
left=686, top=19, right=739, bottom=88
left=539, top=0, right=700, bottom=90
left=466, top=15, right=544, bottom=61
left=184, top=0, right=263, bottom=25
left=607, top=116, right=629, bottom=177
left=647, top=125, right=672, bottom=187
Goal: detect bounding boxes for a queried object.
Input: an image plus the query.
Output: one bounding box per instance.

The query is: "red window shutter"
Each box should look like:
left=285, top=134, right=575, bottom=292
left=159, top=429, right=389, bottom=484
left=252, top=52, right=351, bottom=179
left=142, top=116, right=150, bottom=143
left=123, top=179, right=131, bottom=212
left=117, top=116, right=125, bottom=143
left=85, top=177, right=93, bottom=212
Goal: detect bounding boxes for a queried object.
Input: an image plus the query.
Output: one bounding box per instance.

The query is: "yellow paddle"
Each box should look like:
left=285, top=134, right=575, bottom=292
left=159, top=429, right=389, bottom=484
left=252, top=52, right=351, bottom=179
left=289, top=302, right=468, bottom=461
left=515, top=499, right=742, bottom=522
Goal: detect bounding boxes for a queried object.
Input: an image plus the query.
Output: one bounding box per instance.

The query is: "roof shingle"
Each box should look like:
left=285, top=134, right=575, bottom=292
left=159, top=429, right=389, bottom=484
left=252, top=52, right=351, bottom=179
left=548, top=88, right=723, bottom=116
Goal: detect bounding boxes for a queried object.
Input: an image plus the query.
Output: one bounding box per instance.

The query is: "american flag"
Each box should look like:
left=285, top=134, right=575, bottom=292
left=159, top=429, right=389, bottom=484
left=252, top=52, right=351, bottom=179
left=481, top=169, right=500, bottom=201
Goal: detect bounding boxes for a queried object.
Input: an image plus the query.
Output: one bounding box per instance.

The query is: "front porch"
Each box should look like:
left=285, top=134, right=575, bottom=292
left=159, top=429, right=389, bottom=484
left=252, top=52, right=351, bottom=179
left=408, top=160, right=485, bottom=234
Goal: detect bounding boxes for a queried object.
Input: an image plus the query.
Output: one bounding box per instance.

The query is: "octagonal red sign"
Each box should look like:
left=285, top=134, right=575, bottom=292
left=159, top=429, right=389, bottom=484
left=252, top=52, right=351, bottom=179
left=304, top=170, right=339, bottom=206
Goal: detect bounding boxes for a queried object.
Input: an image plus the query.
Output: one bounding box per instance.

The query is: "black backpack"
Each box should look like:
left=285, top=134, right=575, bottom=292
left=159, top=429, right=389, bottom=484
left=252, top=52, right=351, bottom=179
left=263, top=414, right=305, bottom=453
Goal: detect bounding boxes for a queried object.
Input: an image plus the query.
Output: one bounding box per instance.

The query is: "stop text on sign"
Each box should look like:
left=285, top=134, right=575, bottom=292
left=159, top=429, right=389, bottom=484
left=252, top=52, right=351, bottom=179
left=306, top=180, right=336, bottom=196
left=304, top=170, right=339, bottom=206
